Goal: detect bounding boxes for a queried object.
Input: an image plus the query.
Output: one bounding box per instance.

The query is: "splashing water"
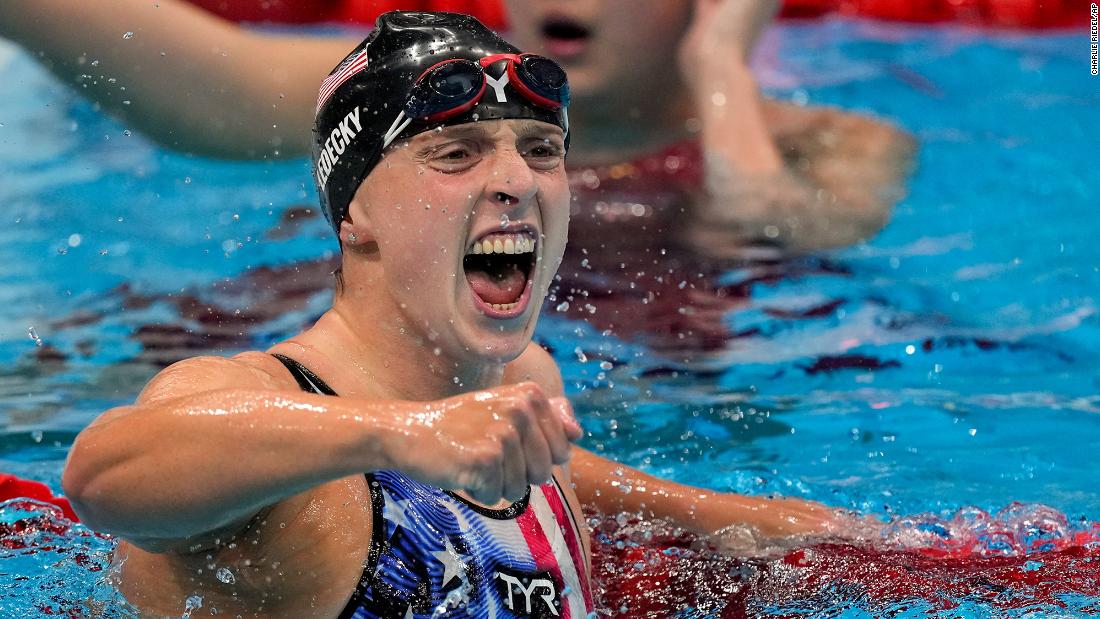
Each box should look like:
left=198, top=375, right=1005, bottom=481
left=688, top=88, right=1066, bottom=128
left=0, top=500, right=134, bottom=617
left=588, top=505, right=1100, bottom=618
left=5, top=498, right=1099, bottom=618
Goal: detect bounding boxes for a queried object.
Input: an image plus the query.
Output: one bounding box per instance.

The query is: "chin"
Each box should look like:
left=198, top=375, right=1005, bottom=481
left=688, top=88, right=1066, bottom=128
left=464, top=314, right=540, bottom=363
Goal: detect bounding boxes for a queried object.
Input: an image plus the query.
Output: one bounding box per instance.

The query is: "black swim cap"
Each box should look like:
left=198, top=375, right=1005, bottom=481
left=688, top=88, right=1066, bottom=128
left=312, top=11, right=571, bottom=235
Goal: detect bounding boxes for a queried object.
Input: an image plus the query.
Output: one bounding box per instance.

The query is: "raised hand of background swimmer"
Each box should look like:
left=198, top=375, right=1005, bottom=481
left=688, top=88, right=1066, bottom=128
left=678, top=0, right=781, bottom=82
left=396, top=382, right=582, bottom=506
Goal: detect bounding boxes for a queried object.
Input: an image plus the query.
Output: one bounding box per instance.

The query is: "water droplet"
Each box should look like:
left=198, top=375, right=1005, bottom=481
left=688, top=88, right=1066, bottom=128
left=556, top=301, right=570, bottom=312
left=122, top=31, right=134, bottom=39
left=182, top=595, right=202, bottom=618
left=68, top=234, right=82, bottom=248
left=500, top=214, right=511, bottom=228
left=31, top=430, right=43, bottom=443
left=29, top=326, right=45, bottom=347
left=215, top=567, right=236, bottom=584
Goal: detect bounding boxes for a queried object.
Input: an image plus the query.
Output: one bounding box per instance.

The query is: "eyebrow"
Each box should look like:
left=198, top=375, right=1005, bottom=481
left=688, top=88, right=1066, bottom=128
left=512, top=120, right=565, bottom=140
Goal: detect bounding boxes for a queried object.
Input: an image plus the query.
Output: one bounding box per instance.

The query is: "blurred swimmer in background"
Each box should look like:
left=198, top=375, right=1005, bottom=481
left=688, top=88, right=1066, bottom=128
left=0, top=0, right=913, bottom=253
left=1, top=0, right=914, bottom=358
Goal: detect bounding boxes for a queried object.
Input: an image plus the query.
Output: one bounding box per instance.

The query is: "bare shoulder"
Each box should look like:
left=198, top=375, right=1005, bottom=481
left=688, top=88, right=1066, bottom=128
left=503, top=343, right=564, bottom=396
left=135, top=351, right=296, bottom=404
left=116, top=350, right=370, bottom=616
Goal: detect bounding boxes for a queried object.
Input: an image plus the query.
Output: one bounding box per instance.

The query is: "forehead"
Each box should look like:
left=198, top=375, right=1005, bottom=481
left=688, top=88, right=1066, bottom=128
left=410, top=119, right=565, bottom=145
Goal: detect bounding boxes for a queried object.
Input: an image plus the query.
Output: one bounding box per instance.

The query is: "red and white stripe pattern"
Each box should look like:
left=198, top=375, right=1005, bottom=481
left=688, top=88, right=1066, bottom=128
left=524, top=482, right=594, bottom=617
left=439, top=481, right=592, bottom=618
left=316, top=47, right=370, bottom=112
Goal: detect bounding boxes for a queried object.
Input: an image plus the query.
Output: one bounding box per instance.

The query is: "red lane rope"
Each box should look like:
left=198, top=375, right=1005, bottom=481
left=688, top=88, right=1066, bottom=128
left=183, top=0, right=1087, bottom=30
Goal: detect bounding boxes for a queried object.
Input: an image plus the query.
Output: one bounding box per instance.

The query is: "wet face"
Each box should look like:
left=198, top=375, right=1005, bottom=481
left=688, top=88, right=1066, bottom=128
left=504, top=0, right=692, bottom=102
left=345, top=119, right=569, bottom=364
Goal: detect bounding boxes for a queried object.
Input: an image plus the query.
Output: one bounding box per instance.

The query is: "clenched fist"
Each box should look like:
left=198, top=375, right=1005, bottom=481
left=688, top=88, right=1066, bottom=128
left=390, top=382, right=582, bottom=505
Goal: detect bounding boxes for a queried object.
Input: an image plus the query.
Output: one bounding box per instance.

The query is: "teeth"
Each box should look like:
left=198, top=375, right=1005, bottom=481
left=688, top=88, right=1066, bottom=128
left=491, top=301, right=521, bottom=311
left=468, top=233, right=536, bottom=256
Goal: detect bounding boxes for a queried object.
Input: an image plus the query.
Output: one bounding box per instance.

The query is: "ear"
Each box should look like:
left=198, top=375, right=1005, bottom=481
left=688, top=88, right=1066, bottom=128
left=339, top=184, right=378, bottom=248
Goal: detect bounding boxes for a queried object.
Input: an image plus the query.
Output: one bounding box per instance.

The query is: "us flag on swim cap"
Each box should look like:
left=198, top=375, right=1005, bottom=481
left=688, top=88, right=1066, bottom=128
left=316, top=47, right=369, bottom=112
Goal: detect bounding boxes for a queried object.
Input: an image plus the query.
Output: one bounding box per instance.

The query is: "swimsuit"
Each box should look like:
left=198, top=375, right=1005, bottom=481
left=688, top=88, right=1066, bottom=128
left=272, top=354, right=594, bottom=619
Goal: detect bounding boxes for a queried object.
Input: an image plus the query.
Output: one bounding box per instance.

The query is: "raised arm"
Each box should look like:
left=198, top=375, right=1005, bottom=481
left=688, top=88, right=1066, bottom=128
left=62, top=353, right=579, bottom=551
left=0, top=0, right=356, bottom=158
left=678, top=0, right=917, bottom=253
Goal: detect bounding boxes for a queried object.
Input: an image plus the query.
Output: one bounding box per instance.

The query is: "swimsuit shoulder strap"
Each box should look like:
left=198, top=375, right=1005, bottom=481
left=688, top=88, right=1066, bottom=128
left=271, top=353, right=339, bottom=396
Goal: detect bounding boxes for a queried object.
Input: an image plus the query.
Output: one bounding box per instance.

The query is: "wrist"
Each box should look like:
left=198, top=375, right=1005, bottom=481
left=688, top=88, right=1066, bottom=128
left=694, top=64, right=785, bottom=175
left=688, top=55, right=752, bottom=107
left=347, top=399, right=409, bottom=473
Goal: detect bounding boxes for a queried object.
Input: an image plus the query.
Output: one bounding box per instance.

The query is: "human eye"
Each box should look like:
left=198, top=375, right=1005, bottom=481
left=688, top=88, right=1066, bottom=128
left=522, top=138, right=565, bottom=169
left=425, top=141, right=482, bottom=172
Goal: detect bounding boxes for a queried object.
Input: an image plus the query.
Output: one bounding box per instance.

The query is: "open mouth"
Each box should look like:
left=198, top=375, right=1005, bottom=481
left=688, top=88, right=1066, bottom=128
left=542, top=17, right=591, bottom=41
left=541, top=17, right=593, bottom=59
left=463, top=230, right=537, bottom=318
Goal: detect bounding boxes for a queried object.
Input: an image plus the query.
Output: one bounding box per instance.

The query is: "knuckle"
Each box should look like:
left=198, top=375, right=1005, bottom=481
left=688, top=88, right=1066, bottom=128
left=507, top=405, right=532, bottom=430
left=521, top=381, right=545, bottom=400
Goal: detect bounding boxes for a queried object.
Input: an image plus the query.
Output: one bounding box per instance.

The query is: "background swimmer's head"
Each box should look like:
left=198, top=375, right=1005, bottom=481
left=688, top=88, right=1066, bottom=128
left=503, top=0, right=692, bottom=107
left=312, top=11, right=571, bottom=237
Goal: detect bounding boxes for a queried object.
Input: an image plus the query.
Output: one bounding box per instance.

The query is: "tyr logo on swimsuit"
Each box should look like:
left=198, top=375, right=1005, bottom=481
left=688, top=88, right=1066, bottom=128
left=494, top=568, right=561, bottom=618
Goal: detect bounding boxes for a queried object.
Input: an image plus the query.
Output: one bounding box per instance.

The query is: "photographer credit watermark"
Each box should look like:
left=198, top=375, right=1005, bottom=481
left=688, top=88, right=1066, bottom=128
left=1092, top=3, right=1098, bottom=75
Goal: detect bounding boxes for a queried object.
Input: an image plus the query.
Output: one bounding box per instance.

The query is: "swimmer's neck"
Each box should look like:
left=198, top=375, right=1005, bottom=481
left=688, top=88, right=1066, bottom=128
left=565, top=92, right=696, bottom=167
left=285, top=304, right=506, bottom=402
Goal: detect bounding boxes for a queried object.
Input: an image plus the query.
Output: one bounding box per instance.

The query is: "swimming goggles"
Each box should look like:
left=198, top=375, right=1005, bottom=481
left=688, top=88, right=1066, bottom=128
left=405, top=53, right=570, bottom=123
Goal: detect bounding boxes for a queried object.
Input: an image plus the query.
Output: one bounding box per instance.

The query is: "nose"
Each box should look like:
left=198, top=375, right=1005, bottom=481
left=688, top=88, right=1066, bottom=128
left=485, top=146, right=538, bottom=209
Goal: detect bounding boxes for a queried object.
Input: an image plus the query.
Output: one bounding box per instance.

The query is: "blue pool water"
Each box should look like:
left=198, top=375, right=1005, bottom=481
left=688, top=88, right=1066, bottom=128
left=1, top=18, right=1098, bottom=617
